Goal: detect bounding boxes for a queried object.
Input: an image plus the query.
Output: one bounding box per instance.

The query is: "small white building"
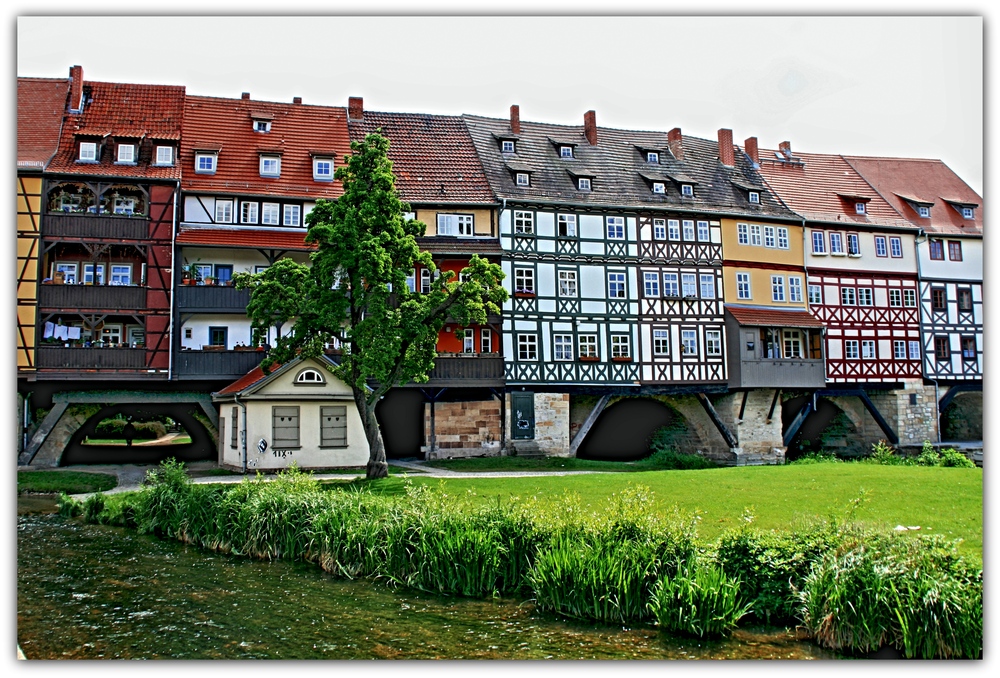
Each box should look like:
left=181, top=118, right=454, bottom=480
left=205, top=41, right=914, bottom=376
left=212, top=356, right=369, bottom=472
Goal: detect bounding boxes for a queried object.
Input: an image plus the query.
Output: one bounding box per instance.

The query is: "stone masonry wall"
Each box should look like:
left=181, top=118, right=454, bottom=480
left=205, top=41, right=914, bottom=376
left=714, top=390, right=785, bottom=466
left=422, top=399, right=502, bottom=460
left=507, top=392, right=570, bottom=457
left=868, top=382, right=938, bottom=446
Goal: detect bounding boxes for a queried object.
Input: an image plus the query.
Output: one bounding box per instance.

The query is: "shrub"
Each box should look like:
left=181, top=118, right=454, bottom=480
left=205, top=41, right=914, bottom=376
left=866, top=440, right=906, bottom=465
left=56, top=492, right=82, bottom=517
left=788, top=450, right=841, bottom=465
left=641, top=446, right=717, bottom=470
left=648, top=561, right=751, bottom=638
left=915, top=440, right=941, bottom=466
left=939, top=447, right=974, bottom=468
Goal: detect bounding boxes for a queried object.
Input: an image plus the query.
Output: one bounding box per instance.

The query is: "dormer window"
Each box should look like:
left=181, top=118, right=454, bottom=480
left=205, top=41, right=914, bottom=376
left=260, top=155, right=281, bottom=178
left=516, top=173, right=530, bottom=186
left=295, top=368, right=326, bottom=384
left=502, top=140, right=515, bottom=153
left=254, top=120, right=271, bottom=133
left=155, top=146, right=174, bottom=166
left=313, top=157, right=333, bottom=182
left=116, top=144, right=135, bottom=164
left=647, top=152, right=659, bottom=164
left=962, top=207, right=974, bottom=219
left=195, top=152, right=217, bottom=174
left=918, top=205, right=930, bottom=218
left=652, top=182, right=665, bottom=194
left=560, top=146, right=574, bottom=158
left=681, top=184, right=694, bottom=197
left=578, top=177, right=591, bottom=191
left=748, top=191, right=760, bottom=204
left=855, top=202, right=866, bottom=215
left=79, top=142, right=97, bottom=162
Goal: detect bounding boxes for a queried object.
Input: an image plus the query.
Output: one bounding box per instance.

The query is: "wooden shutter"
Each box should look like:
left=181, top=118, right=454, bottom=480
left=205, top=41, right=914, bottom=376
left=230, top=407, right=239, bottom=448
left=272, top=406, right=300, bottom=447
left=320, top=406, right=348, bottom=448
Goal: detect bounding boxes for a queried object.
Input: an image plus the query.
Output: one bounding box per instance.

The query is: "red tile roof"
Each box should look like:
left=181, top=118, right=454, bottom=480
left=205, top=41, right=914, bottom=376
left=416, top=236, right=503, bottom=256
left=843, top=156, right=982, bottom=237
left=726, top=305, right=824, bottom=328
left=214, top=361, right=285, bottom=396
left=349, top=111, right=496, bottom=204
left=176, top=226, right=316, bottom=250
left=17, top=77, right=69, bottom=169
left=47, top=79, right=186, bottom=180
left=181, top=95, right=350, bottom=199
left=754, top=148, right=913, bottom=230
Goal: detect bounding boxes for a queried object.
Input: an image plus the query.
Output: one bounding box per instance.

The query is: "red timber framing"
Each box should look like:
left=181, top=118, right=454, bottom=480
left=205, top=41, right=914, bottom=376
left=17, top=175, right=43, bottom=373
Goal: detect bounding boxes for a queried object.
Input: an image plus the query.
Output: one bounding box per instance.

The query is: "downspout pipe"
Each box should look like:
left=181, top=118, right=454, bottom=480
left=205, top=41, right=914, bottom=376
left=234, top=394, right=248, bottom=474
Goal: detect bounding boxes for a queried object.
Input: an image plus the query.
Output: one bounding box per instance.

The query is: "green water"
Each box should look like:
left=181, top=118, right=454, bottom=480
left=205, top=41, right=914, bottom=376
left=17, top=511, right=841, bottom=660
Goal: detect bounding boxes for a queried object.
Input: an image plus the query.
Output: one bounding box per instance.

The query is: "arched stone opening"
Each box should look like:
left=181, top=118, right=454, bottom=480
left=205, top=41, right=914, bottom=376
left=375, top=389, right=426, bottom=459
left=575, top=397, right=704, bottom=462
left=941, top=392, right=983, bottom=442
left=783, top=395, right=865, bottom=459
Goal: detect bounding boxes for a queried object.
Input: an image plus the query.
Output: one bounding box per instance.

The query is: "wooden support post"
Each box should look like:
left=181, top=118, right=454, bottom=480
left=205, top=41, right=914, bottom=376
left=766, top=389, right=781, bottom=422
left=19, top=402, right=69, bottom=465
left=783, top=399, right=814, bottom=448
left=696, top=393, right=739, bottom=449
left=738, top=390, right=749, bottom=421
left=857, top=391, right=899, bottom=445
left=569, top=394, right=610, bottom=456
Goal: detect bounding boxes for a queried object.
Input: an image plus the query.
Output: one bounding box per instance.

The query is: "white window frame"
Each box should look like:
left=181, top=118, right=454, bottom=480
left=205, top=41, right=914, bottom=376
left=117, top=143, right=135, bottom=163
left=516, top=173, right=530, bottom=186
left=962, top=207, right=974, bottom=219
left=195, top=153, right=217, bottom=174
left=652, top=329, right=670, bottom=356
left=652, top=182, right=665, bottom=194
left=788, top=276, right=803, bottom=303
left=854, top=202, right=866, bottom=215
left=254, top=120, right=272, bottom=133
left=100, top=323, right=123, bottom=346
left=682, top=220, right=696, bottom=241
left=611, top=334, right=630, bottom=359
left=894, top=340, right=907, bottom=360
left=699, top=273, right=715, bottom=299
left=553, top=334, right=574, bottom=361
left=812, top=230, right=827, bottom=254
left=55, top=262, right=79, bottom=284
left=283, top=204, right=301, bottom=227
left=405, top=269, right=416, bottom=293
left=681, top=184, right=694, bottom=197
left=463, top=330, right=475, bottom=354
left=113, top=196, right=137, bottom=215
left=558, top=270, right=578, bottom=298
left=829, top=232, right=844, bottom=255
left=681, top=273, right=697, bottom=298
left=861, top=340, right=876, bottom=360
left=737, top=223, right=749, bottom=245
left=874, top=236, right=888, bottom=257
left=808, top=284, right=823, bottom=305
left=736, top=273, right=752, bottom=300
left=681, top=329, right=698, bottom=356
left=215, top=199, right=234, bottom=224
left=771, top=275, right=785, bottom=302
left=420, top=268, right=431, bottom=293
left=918, top=205, right=930, bottom=218
left=560, top=146, right=573, bottom=158
left=313, top=157, right=333, bottom=181
left=888, top=289, right=902, bottom=307
left=706, top=329, right=722, bottom=356
left=748, top=191, right=760, bottom=204
left=847, top=233, right=861, bottom=256
left=607, top=271, right=627, bottom=298
left=155, top=146, right=174, bottom=166
left=652, top=218, right=666, bottom=240
left=662, top=273, right=679, bottom=297
left=480, top=329, right=493, bottom=353
left=260, top=155, right=281, bottom=178
left=697, top=221, right=710, bottom=242
left=514, top=268, right=535, bottom=295
left=903, top=289, right=917, bottom=307
left=845, top=340, right=860, bottom=360
left=79, top=142, right=97, bottom=162
left=841, top=287, right=856, bottom=305
left=777, top=227, right=790, bottom=249
left=557, top=214, right=577, bottom=237
left=763, top=225, right=776, bottom=248
left=783, top=330, right=803, bottom=358
left=647, top=151, right=659, bottom=163
left=241, top=201, right=259, bottom=224
left=889, top=237, right=903, bottom=258
left=668, top=219, right=681, bottom=241
left=606, top=216, right=625, bottom=240
left=82, top=263, right=104, bottom=285
left=909, top=341, right=921, bottom=360
left=517, top=334, right=538, bottom=361
left=501, top=140, right=515, bottom=153
left=438, top=214, right=474, bottom=237
left=513, top=211, right=534, bottom=235
left=578, top=334, right=598, bottom=359
left=578, top=177, right=591, bottom=191
left=643, top=272, right=660, bottom=297
left=857, top=288, right=874, bottom=306
left=750, top=224, right=762, bottom=246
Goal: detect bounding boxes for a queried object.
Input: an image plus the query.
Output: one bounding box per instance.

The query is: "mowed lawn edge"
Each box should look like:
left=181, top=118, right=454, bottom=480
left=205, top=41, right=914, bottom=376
left=402, top=464, right=983, bottom=558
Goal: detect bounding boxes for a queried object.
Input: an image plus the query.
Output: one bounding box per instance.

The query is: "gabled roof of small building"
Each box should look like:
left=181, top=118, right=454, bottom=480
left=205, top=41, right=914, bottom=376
left=754, top=147, right=914, bottom=230
left=213, top=354, right=340, bottom=398
left=348, top=110, right=496, bottom=205
left=181, top=94, right=351, bottom=199
left=17, top=77, right=69, bottom=170
left=842, top=156, right=983, bottom=237
left=462, top=113, right=797, bottom=220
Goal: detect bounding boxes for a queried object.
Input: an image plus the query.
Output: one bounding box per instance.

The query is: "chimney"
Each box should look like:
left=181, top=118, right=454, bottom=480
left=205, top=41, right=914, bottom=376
left=667, top=127, right=684, bottom=160
left=718, top=128, right=735, bottom=167
left=241, top=92, right=250, bottom=100
left=584, top=110, right=597, bottom=145
left=68, top=65, right=84, bottom=113
left=293, top=96, right=302, bottom=105
left=744, top=136, right=760, bottom=166
left=510, top=105, right=520, bottom=134
left=349, top=96, right=364, bottom=121
left=779, top=141, right=792, bottom=159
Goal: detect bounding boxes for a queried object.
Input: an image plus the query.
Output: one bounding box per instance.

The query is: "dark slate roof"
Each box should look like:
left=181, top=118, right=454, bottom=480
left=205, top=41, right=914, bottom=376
left=462, top=114, right=798, bottom=220
left=17, top=77, right=69, bottom=170
left=348, top=111, right=496, bottom=205
left=415, top=236, right=503, bottom=256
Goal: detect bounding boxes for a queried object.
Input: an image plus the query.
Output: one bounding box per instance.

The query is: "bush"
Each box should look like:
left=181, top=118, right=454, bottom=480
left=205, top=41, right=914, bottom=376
left=648, top=561, right=751, bottom=638
left=866, top=440, right=905, bottom=465
left=915, top=440, right=941, bottom=466
left=788, top=450, right=841, bottom=465
left=56, top=492, right=82, bottom=517
left=939, top=447, right=974, bottom=468
left=647, top=428, right=717, bottom=469
left=93, top=418, right=166, bottom=440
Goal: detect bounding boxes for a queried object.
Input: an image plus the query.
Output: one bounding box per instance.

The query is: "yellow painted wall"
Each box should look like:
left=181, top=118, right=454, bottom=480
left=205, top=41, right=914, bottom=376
left=17, top=176, right=42, bottom=371
left=722, top=267, right=808, bottom=309
left=720, top=217, right=804, bottom=265
left=414, top=208, right=496, bottom=237
left=721, top=217, right=806, bottom=308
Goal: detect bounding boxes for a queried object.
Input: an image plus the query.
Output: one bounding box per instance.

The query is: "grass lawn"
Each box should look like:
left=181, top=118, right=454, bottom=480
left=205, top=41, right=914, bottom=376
left=385, top=463, right=982, bottom=558
left=18, top=470, right=117, bottom=495
left=423, top=456, right=658, bottom=472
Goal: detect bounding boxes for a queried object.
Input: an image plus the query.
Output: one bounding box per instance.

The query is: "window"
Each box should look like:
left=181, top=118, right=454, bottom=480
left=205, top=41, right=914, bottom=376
left=438, top=214, right=474, bottom=236
left=516, top=173, right=530, bottom=186
left=608, top=271, right=627, bottom=298
left=812, top=231, right=826, bottom=254
left=405, top=269, right=416, bottom=293
left=682, top=220, right=695, bottom=241
left=783, top=330, right=803, bottom=358
left=855, top=202, right=866, bottom=215
left=829, top=232, right=844, bottom=254
left=320, top=406, right=348, bottom=448
left=808, top=284, right=823, bottom=304
left=909, top=341, right=920, bottom=360
left=241, top=201, right=259, bottom=224
left=857, top=288, right=873, bottom=306
left=931, top=288, right=947, bottom=311
left=215, top=199, right=234, bottom=223
left=420, top=269, right=431, bottom=293
left=283, top=204, right=301, bottom=227
left=560, top=146, right=573, bottom=158
left=296, top=368, right=326, bottom=384
left=861, top=340, right=876, bottom=359
left=101, top=324, right=123, bottom=345
left=553, top=334, right=574, bottom=361
left=668, top=219, right=681, bottom=241
left=845, top=340, right=859, bottom=360
left=957, top=288, right=972, bottom=311
left=903, top=289, right=917, bottom=308
left=749, top=224, right=762, bottom=246
left=889, top=237, right=903, bottom=258
left=578, top=177, right=591, bottom=191
left=652, top=219, right=666, bottom=240
left=272, top=406, right=300, bottom=448
left=518, top=334, right=538, bottom=361
left=894, top=340, right=907, bottom=360
left=558, top=214, right=576, bottom=237
left=514, top=268, right=535, bottom=295
left=195, top=153, right=217, bottom=174
left=643, top=272, right=660, bottom=297
left=480, top=329, right=493, bottom=353
left=611, top=334, right=630, bottom=359
left=501, top=140, right=515, bottom=153
left=313, top=158, right=333, bottom=181
left=208, top=326, right=228, bottom=347
left=117, top=144, right=135, bottom=163
left=929, top=239, right=944, bottom=260
left=700, top=274, right=715, bottom=299
left=110, top=265, right=131, bottom=286
left=662, top=273, right=679, bottom=297
left=681, top=184, right=694, bottom=197
left=231, top=407, right=239, bottom=448
left=113, top=197, right=136, bottom=215
left=948, top=241, right=963, bottom=261
left=961, top=336, right=977, bottom=360
left=261, top=203, right=280, bottom=225
left=706, top=330, right=722, bottom=356
left=463, top=330, right=475, bottom=353
left=874, top=236, right=888, bottom=257
left=558, top=270, right=577, bottom=298
left=682, top=273, right=697, bottom=298
left=579, top=334, right=598, bottom=359
left=918, top=205, right=930, bottom=218
left=749, top=191, right=760, bottom=204
left=513, top=211, right=534, bottom=235
left=697, top=221, right=710, bottom=242
left=771, top=275, right=785, bottom=302
left=681, top=329, right=697, bottom=356
left=889, top=289, right=902, bottom=307
left=606, top=216, right=625, bottom=240
left=260, top=155, right=281, bottom=177
left=841, top=287, right=856, bottom=305
left=736, top=273, right=751, bottom=300
left=934, top=336, right=950, bottom=361
left=737, top=223, right=749, bottom=245
left=652, top=182, right=665, bottom=194
left=79, top=142, right=97, bottom=162
left=214, top=265, right=233, bottom=287
left=789, top=276, right=803, bottom=303
left=847, top=233, right=861, bottom=256
left=83, top=263, right=105, bottom=285
left=962, top=207, right=974, bottom=219
left=254, top=120, right=271, bottom=133
left=652, top=329, right=669, bottom=355
left=647, top=151, right=659, bottom=163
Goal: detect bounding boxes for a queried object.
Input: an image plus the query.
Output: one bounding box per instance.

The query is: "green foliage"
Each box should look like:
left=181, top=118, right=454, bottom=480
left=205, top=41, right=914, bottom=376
left=915, top=440, right=941, bottom=466
left=788, top=450, right=842, bottom=465
left=648, top=561, right=751, bottom=638
left=867, top=440, right=904, bottom=465
left=939, top=447, right=975, bottom=468
left=93, top=418, right=166, bottom=440
left=18, top=470, right=117, bottom=495
left=56, top=492, right=82, bottom=517
left=639, top=446, right=717, bottom=470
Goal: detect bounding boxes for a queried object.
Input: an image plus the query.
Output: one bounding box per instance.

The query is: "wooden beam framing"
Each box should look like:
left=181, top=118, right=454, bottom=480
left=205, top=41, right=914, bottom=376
left=569, top=394, right=610, bottom=456
left=696, top=392, right=738, bottom=449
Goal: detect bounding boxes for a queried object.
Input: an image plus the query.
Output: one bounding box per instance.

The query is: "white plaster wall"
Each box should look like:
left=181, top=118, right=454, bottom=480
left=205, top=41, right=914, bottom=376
left=181, top=315, right=294, bottom=350
left=806, top=230, right=918, bottom=274
left=918, top=238, right=982, bottom=282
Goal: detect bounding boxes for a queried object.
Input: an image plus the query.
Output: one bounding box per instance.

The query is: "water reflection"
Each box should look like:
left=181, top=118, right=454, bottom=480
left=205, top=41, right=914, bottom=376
left=18, top=512, right=840, bottom=660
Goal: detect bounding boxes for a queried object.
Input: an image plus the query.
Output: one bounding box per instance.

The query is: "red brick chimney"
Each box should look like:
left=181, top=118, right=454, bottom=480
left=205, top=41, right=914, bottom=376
left=293, top=96, right=302, bottom=105
left=241, top=92, right=250, bottom=100
left=68, top=65, right=84, bottom=113
left=348, top=96, right=363, bottom=121
left=779, top=141, right=792, bottom=159
left=667, top=128, right=684, bottom=160
left=718, top=128, right=735, bottom=167
left=744, top=136, right=759, bottom=165
left=584, top=110, right=597, bottom=145
left=510, top=105, right=520, bottom=134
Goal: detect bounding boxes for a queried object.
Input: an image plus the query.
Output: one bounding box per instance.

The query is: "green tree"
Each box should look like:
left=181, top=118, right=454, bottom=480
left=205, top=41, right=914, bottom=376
left=235, top=132, right=506, bottom=479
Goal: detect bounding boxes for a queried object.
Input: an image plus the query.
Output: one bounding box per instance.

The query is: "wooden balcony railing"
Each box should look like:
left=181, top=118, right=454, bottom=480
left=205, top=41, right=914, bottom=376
left=42, top=213, right=149, bottom=240
left=174, top=349, right=266, bottom=380
left=737, top=358, right=826, bottom=389
left=39, top=283, right=147, bottom=310
left=36, top=346, right=147, bottom=369
left=175, top=285, right=251, bottom=312
left=423, top=354, right=505, bottom=386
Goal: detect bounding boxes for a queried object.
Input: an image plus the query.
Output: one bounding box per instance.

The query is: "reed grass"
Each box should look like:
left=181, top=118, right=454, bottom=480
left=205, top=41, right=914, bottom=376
left=647, top=561, right=751, bottom=638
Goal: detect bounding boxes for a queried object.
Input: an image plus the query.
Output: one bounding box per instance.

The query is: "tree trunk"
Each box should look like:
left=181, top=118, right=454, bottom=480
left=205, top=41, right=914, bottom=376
left=355, top=389, right=388, bottom=479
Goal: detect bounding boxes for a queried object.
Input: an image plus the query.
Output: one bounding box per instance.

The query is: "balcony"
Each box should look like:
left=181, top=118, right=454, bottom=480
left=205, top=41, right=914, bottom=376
left=422, top=354, right=505, bottom=387
left=175, top=285, right=251, bottom=312
left=174, top=349, right=266, bottom=380
left=734, top=358, right=826, bottom=389
left=39, top=283, right=146, bottom=310
left=43, top=212, right=148, bottom=240
left=36, top=346, right=146, bottom=370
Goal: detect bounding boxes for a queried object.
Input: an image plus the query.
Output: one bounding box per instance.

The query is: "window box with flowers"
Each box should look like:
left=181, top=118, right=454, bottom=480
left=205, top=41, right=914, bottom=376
left=579, top=355, right=600, bottom=362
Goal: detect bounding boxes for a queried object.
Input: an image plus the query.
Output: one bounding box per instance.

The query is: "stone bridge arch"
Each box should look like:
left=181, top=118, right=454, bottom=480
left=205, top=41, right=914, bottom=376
left=783, top=394, right=868, bottom=459
left=941, top=391, right=982, bottom=442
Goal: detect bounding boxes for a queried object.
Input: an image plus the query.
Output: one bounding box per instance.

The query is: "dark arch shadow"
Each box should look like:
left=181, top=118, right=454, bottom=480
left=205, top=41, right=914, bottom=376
left=61, top=403, right=216, bottom=466
left=782, top=395, right=862, bottom=460
left=941, top=392, right=983, bottom=442
left=375, top=389, right=426, bottom=459
left=577, top=398, right=683, bottom=462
